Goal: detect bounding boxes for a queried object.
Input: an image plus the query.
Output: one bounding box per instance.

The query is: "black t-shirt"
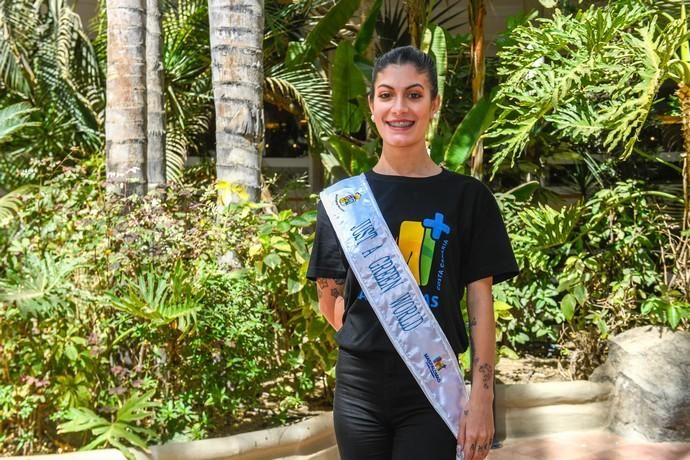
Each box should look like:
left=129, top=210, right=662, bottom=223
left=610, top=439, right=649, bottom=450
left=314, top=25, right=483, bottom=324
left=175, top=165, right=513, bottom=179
left=307, top=168, right=519, bottom=355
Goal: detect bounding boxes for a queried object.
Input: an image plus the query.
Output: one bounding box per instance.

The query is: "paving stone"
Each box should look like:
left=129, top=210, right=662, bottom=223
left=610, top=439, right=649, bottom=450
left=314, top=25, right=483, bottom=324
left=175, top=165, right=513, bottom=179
left=488, top=430, right=690, bottom=460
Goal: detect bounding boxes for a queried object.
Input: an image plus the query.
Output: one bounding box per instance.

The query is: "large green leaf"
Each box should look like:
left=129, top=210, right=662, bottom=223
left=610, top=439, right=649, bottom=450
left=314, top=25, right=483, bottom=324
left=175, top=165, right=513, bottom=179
left=323, top=135, right=377, bottom=177
left=354, top=0, right=383, bottom=55
left=422, top=25, right=447, bottom=140
left=443, top=91, right=496, bottom=171
left=331, top=41, right=367, bottom=134
left=288, top=0, right=361, bottom=65
left=560, top=293, right=577, bottom=321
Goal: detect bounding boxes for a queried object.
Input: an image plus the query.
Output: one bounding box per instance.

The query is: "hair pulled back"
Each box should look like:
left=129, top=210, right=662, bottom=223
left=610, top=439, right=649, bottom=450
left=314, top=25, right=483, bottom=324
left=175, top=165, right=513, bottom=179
left=369, top=46, right=438, bottom=99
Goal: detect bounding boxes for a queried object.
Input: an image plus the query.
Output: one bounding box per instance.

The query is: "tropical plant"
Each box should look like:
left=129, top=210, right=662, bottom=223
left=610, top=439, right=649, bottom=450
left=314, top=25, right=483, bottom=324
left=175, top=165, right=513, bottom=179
left=495, top=181, right=688, bottom=375
left=0, top=252, right=84, bottom=316
left=0, top=0, right=103, bottom=189
left=108, top=264, right=203, bottom=334
left=0, top=103, right=36, bottom=144
left=0, top=168, right=328, bottom=456
left=58, top=391, right=159, bottom=459
left=485, top=1, right=686, bottom=179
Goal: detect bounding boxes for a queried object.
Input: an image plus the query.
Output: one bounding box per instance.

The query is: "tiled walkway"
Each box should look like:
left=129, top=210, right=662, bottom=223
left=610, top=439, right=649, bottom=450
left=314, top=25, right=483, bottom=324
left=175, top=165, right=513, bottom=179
left=489, top=430, right=690, bottom=460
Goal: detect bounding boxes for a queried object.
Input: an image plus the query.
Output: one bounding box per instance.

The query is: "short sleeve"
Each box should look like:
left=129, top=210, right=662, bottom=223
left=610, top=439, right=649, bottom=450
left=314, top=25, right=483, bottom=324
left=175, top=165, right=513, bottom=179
left=306, top=201, right=348, bottom=281
left=461, top=182, right=519, bottom=286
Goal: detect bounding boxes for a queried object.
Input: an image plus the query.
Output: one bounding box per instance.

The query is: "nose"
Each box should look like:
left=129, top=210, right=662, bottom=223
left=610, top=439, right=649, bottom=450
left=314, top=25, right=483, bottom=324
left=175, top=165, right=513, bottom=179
left=391, top=95, right=408, bottom=114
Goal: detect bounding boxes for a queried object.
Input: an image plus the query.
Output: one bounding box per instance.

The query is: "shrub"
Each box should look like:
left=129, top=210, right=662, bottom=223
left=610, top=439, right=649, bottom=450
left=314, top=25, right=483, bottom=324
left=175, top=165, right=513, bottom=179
left=496, top=180, right=689, bottom=376
left=0, top=163, right=328, bottom=456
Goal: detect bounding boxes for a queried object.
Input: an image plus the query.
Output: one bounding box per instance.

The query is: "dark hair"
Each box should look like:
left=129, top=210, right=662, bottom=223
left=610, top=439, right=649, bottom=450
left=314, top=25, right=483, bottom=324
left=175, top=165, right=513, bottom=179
left=369, top=46, right=438, bottom=99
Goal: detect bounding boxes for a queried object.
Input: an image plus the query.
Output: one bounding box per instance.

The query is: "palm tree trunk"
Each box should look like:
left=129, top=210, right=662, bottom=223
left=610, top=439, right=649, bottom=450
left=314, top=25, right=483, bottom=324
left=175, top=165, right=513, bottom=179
left=678, top=82, right=690, bottom=231
left=106, top=0, right=148, bottom=196
left=146, top=0, right=166, bottom=191
left=209, top=0, right=264, bottom=202
left=469, top=0, right=486, bottom=180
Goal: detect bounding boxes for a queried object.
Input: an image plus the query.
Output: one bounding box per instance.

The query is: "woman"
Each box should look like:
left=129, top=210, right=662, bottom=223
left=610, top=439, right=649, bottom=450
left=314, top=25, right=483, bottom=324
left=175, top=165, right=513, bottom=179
left=307, top=46, right=518, bottom=460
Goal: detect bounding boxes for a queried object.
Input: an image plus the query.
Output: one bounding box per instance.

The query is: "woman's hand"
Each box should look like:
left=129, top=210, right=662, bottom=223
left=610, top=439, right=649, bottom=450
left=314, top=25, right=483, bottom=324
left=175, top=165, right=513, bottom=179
left=459, top=276, right=496, bottom=460
left=458, top=396, right=494, bottom=460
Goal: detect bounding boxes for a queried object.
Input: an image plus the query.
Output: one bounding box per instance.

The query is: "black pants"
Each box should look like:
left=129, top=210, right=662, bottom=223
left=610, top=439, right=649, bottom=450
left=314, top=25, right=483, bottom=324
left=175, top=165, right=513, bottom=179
left=333, top=348, right=457, bottom=460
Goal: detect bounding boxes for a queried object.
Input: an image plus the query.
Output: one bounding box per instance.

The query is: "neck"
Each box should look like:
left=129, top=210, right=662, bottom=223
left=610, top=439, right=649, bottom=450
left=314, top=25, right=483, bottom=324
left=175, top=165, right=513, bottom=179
left=373, top=143, right=441, bottom=177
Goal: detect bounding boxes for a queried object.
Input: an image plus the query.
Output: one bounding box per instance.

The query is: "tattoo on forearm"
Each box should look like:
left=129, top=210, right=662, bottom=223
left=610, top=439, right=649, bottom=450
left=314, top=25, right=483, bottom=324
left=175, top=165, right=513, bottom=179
left=470, top=316, right=477, bottom=328
left=478, top=362, right=493, bottom=389
left=317, top=279, right=344, bottom=299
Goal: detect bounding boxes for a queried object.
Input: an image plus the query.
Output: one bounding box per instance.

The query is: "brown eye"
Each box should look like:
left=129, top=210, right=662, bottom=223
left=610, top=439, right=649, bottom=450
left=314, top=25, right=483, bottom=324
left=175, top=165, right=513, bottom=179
left=408, top=92, right=423, bottom=99
left=378, top=92, right=391, bottom=99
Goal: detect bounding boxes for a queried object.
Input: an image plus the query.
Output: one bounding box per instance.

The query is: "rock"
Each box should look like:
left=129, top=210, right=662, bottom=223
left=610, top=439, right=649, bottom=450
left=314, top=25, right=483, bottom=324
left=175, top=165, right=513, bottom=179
left=590, top=326, right=690, bottom=442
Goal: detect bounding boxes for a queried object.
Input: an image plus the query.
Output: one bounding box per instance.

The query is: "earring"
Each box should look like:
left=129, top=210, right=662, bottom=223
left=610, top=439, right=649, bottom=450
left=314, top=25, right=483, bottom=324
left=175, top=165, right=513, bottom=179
left=371, top=115, right=375, bottom=121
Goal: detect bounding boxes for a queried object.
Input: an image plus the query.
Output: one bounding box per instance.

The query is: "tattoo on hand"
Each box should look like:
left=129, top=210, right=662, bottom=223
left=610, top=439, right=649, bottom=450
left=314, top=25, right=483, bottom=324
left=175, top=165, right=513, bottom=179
left=330, top=288, right=341, bottom=298
left=479, top=362, right=493, bottom=389
left=317, top=279, right=328, bottom=289
left=335, top=278, right=345, bottom=286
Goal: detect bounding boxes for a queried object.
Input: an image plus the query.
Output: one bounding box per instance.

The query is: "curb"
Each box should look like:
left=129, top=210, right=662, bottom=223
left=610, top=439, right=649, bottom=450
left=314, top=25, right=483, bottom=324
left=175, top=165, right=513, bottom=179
left=7, top=382, right=611, bottom=459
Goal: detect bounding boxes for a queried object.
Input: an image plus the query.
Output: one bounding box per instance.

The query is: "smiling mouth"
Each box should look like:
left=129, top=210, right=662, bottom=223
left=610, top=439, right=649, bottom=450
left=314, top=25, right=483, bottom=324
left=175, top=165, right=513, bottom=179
left=386, top=120, right=415, bottom=128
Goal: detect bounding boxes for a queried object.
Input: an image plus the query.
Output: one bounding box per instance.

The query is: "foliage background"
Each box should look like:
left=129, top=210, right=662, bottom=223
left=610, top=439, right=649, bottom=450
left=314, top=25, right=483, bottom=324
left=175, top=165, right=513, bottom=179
left=0, top=0, right=689, bottom=457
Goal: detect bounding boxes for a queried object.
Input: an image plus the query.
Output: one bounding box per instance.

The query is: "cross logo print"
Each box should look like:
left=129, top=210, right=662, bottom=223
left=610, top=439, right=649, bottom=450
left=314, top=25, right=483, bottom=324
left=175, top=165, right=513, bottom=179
left=423, top=212, right=450, bottom=240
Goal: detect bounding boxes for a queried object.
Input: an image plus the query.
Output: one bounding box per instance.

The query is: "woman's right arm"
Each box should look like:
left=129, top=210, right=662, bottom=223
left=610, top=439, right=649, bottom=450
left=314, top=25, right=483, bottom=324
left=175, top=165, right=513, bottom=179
left=315, top=278, right=345, bottom=331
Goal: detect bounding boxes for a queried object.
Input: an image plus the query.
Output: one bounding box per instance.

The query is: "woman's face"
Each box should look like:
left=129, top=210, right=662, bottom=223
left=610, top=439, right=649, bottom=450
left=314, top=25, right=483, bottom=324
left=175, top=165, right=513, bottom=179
left=368, top=63, right=440, bottom=151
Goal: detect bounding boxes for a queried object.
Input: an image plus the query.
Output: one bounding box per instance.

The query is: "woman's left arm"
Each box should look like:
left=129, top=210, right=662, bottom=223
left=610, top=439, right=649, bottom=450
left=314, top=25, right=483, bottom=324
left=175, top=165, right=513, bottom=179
left=458, top=276, right=495, bottom=460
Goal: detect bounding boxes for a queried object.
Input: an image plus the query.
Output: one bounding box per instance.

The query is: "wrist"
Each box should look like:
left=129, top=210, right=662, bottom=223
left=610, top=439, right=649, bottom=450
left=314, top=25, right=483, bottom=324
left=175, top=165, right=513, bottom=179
left=470, top=385, right=494, bottom=403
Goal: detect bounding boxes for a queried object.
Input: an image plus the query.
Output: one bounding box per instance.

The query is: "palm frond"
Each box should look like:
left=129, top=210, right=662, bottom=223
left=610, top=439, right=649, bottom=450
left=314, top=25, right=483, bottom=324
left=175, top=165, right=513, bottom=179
left=0, top=183, right=35, bottom=225
left=0, top=101, right=36, bottom=142
left=0, top=0, right=103, bottom=156
left=265, top=63, right=335, bottom=142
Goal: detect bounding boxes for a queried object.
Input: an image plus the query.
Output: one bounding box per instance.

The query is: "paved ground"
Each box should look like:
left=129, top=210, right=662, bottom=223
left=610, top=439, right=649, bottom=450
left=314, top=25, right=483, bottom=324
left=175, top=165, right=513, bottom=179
left=489, top=430, right=690, bottom=460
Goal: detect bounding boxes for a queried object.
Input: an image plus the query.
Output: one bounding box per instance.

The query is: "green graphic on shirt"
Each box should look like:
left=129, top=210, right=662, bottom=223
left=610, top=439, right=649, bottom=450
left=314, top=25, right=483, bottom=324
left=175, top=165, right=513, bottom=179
left=397, top=212, right=450, bottom=287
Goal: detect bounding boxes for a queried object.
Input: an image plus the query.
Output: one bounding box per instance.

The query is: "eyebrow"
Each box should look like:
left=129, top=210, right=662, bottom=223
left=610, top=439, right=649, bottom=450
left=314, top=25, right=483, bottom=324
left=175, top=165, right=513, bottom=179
left=376, top=83, right=425, bottom=91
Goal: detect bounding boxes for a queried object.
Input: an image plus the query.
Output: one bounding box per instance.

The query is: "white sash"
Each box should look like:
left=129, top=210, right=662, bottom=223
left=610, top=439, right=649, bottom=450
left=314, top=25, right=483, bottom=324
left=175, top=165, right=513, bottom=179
left=321, top=173, right=468, bottom=459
